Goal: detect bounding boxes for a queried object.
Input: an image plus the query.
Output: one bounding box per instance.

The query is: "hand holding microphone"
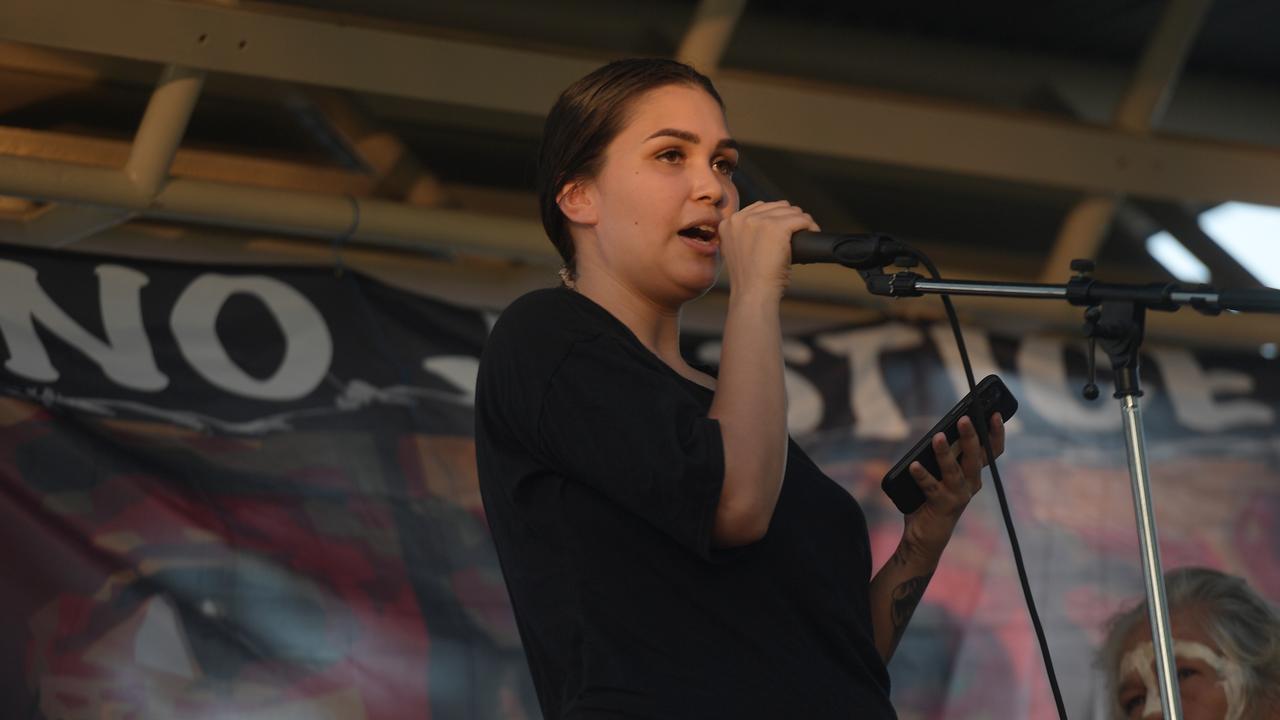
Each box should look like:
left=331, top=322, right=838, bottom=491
left=718, top=200, right=908, bottom=297
left=718, top=200, right=820, bottom=298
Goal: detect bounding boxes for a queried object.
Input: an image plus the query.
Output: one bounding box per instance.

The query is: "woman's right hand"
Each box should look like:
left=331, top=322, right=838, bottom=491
left=707, top=200, right=818, bottom=546
left=717, top=200, right=820, bottom=298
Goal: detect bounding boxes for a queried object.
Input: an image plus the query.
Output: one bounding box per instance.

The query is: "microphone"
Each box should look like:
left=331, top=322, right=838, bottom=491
left=791, top=231, right=910, bottom=269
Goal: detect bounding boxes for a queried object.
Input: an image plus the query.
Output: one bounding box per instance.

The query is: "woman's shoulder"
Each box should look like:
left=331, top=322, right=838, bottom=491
left=483, top=286, right=623, bottom=368
left=495, top=286, right=576, bottom=324
left=491, top=287, right=596, bottom=343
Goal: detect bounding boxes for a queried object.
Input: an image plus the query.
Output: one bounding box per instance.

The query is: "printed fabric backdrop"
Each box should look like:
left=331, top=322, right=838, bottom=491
left=1, top=244, right=1277, bottom=719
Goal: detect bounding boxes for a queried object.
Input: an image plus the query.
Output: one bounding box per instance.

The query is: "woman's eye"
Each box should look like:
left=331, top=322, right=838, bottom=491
left=656, top=149, right=684, bottom=163
left=1122, top=694, right=1144, bottom=715
left=713, top=157, right=737, bottom=176
left=1177, top=666, right=1197, bottom=680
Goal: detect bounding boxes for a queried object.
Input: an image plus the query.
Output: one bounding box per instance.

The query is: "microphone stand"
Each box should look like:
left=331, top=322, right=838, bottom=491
left=858, top=257, right=1280, bottom=720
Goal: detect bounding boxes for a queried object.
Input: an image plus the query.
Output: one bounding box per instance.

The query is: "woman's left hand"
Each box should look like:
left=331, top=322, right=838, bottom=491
left=900, top=413, right=1006, bottom=567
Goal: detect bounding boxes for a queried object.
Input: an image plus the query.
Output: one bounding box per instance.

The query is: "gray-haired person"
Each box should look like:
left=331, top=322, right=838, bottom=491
left=1098, top=567, right=1280, bottom=719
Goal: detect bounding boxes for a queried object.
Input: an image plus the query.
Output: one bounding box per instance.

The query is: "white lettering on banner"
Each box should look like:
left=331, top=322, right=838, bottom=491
left=421, top=356, right=479, bottom=405
left=1016, top=336, right=1140, bottom=431
left=816, top=324, right=924, bottom=440
left=781, top=340, right=824, bottom=435
left=1150, top=347, right=1275, bottom=431
left=170, top=274, right=332, bottom=401
left=695, top=340, right=825, bottom=435
left=0, top=261, right=168, bottom=391
left=929, top=323, right=1001, bottom=398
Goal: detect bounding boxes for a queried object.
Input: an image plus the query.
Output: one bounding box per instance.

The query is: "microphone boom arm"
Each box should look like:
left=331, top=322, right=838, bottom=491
left=863, top=269, right=1280, bottom=314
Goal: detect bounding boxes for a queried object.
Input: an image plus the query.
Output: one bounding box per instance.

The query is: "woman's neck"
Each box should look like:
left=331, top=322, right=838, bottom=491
left=573, top=273, right=686, bottom=369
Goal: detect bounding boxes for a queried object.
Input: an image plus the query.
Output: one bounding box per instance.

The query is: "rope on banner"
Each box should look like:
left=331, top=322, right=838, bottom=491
left=332, top=194, right=361, bottom=276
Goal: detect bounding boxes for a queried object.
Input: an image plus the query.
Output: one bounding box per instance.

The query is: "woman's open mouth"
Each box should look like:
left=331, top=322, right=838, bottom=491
left=677, top=224, right=719, bottom=248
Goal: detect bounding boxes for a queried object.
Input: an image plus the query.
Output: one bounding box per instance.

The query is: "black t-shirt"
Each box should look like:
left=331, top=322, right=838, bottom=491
left=475, top=287, right=895, bottom=719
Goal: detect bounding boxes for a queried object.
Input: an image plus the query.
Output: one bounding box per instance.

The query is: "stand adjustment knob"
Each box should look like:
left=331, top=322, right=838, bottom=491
left=1071, top=259, right=1096, bottom=278
left=1082, top=306, right=1101, bottom=400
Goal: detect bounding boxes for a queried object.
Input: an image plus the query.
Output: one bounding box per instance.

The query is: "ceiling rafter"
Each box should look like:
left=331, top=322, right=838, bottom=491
left=1023, top=86, right=1262, bottom=289
left=0, top=0, right=1275, bottom=348
left=1038, top=0, right=1213, bottom=282
left=4, top=0, right=1280, bottom=207
left=675, top=0, right=747, bottom=74
left=15, top=63, right=204, bottom=247
left=0, top=126, right=375, bottom=194
left=298, top=87, right=450, bottom=206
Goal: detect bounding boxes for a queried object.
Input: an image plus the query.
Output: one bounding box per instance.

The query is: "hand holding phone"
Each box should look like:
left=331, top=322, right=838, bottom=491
left=881, top=375, right=1017, bottom=514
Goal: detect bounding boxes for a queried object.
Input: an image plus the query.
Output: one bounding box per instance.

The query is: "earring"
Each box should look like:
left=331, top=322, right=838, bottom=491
left=557, top=265, right=576, bottom=289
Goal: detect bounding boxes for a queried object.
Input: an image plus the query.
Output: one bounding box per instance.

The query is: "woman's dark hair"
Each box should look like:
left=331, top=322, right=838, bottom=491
left=536, top=58, right=724, bottom=278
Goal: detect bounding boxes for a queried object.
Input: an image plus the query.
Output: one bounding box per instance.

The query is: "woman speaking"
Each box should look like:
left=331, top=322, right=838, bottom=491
left=475, top=58, right=1004, bottom=719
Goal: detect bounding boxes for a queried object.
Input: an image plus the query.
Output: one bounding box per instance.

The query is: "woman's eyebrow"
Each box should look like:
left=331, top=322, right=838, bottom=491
left=645, top=128, right=739, bottom=151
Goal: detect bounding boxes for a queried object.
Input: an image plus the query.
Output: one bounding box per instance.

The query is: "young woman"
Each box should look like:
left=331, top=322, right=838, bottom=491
left=475, top=58, right=1004, bottom=719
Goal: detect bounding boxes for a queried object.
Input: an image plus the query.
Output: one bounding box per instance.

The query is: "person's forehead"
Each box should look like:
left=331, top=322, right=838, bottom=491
left=1120, top=606, right=1219, bottom=651
left=620, top=85, right=729, bottom=139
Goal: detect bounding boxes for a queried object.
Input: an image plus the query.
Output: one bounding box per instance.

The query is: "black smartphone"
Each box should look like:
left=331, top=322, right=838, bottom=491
left=881, top=374, right=1018, bottom=514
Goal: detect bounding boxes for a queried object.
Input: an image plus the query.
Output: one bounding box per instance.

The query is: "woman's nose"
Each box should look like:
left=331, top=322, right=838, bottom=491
left=692, top=167, right=727, bottom=206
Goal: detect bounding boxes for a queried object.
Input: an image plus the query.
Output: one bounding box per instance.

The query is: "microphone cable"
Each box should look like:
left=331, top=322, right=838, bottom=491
left=896, top=246, right=1070, bottom=720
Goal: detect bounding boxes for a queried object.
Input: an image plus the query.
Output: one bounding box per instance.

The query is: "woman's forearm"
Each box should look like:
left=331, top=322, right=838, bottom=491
left=869, top=542, right=940, bottom=663
left=707, top=288, right=788, bottom=547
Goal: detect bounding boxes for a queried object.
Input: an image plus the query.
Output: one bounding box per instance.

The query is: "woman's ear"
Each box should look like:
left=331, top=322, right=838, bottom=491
left=557, top=181, right=598, bottom=227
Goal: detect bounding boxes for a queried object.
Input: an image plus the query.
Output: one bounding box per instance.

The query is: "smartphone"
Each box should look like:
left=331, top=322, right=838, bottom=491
left=881, top=374, right=1018, bottom=514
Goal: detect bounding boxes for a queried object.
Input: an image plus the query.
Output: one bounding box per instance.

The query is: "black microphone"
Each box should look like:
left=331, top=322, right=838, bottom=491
left=791, top=231, right=910, bottom=269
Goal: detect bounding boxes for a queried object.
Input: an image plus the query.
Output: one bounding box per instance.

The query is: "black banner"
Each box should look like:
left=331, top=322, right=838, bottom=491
left=2, top=245, right=1277, bottom=718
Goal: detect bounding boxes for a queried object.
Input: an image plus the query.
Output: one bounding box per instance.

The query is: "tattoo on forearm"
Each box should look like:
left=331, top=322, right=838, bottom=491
left=890, top=546, right=909, bottom=567
left=889, top=573, right=933, bottom=648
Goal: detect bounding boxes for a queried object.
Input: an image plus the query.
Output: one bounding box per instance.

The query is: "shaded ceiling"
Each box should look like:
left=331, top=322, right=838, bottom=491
left=1, top=0, right=1277, bottom=345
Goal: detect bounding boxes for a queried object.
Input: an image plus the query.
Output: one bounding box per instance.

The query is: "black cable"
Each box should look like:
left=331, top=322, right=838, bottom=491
left=910, top=249, right=1070, bottom=720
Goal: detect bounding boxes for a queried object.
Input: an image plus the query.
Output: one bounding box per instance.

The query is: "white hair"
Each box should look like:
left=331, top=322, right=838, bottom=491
left=1098, top=567, right=1280, bottom=718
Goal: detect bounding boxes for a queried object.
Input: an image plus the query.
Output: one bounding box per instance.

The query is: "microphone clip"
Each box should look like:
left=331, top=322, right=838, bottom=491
left=863, top=269, right=924, bottom=298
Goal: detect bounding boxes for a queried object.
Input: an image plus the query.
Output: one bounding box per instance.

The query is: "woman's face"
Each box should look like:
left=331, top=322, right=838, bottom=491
left=571, top=83, right=740, bottom=307
left=1115, top=608, right=1245, bottom=720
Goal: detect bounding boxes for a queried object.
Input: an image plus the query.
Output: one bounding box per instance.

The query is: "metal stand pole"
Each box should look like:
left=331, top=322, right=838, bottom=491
left=1085, top=296, right=1183, bottom=720
left=1121, top=393, right=1182, bottom=719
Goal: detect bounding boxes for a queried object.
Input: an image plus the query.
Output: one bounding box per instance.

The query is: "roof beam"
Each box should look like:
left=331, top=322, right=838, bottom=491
left=0, top=126, right=374, bottom=194
left=297, top=88, right=450, bottom=206
left=1038, top=0, right=1213, bottom=281
left=0, top=0, right=592, bottom=115
left=676, top=0, right=747, bottom=74
left=0, top=153, right=549, bottom=261
left=715, top=70, right=1280, bottom=206
left=1026, top=86, right=1261, bottom=289
left=20, top=63, right=203, bottom=247
left=1112, top=0, right=1215, bottom=134
left=4, top=0, right=1280, bottom=208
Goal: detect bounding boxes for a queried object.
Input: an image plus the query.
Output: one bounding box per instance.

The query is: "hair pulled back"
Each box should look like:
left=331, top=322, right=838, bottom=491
left=536, top=58, right=723, bottom=280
